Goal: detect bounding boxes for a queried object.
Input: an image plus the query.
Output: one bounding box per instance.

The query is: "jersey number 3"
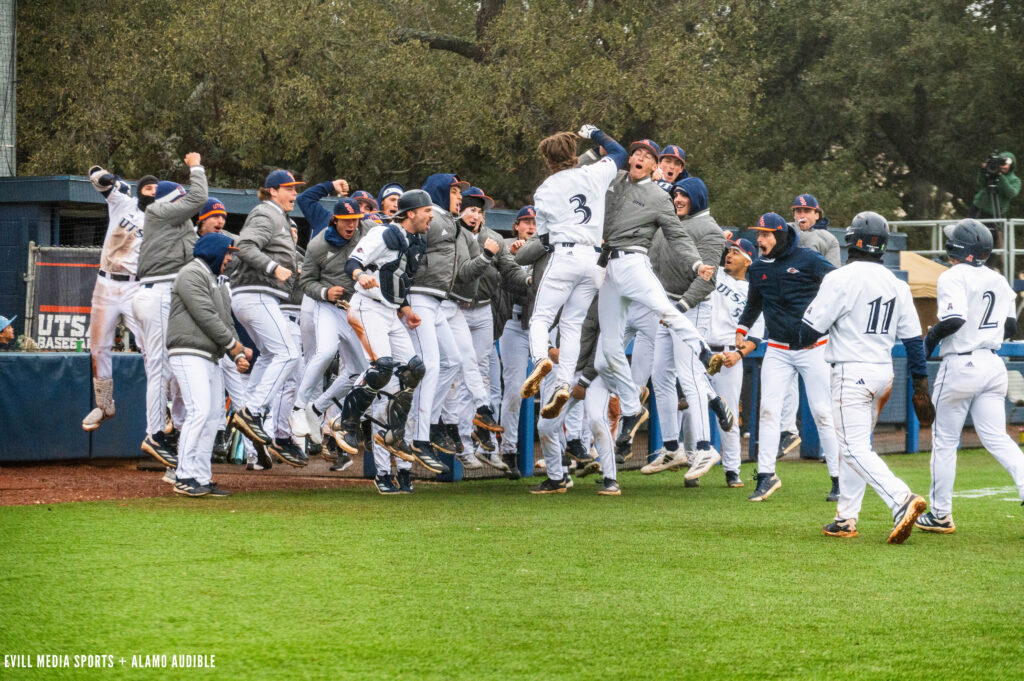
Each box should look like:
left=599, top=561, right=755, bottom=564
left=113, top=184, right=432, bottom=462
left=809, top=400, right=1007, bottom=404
left=569, top=194, right=591, bottom=224
left=865, top=296, right=896, bottom=335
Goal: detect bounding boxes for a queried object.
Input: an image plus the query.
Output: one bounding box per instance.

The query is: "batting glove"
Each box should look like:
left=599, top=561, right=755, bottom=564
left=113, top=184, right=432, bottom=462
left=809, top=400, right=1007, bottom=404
left=577, top=124, right=599, bottom=140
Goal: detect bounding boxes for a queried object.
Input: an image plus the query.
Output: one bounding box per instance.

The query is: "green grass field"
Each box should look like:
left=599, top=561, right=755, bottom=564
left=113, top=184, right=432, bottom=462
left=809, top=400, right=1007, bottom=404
left=1, top=449, right=1022, bottom=680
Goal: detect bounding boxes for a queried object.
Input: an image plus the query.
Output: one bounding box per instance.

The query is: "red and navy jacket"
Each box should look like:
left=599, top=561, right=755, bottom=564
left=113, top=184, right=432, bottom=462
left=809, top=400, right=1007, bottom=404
left=737, top=224, right=836, bottom=347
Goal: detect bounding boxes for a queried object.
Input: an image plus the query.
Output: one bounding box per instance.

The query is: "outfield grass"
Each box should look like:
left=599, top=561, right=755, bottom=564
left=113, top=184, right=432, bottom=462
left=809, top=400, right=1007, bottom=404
left=1, top=449, right=1022, bottom=680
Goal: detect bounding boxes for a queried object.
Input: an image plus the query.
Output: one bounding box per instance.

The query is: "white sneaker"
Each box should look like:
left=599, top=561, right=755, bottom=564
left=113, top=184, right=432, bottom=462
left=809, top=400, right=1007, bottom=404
left=641, top=449, right=671, bottom=475
left=685, top=447, right=722, bottom=480
left=305, top=404, right=323, bottom=445
left=289, top=406, right=310, bottom=437
left=664, top=449, right=691, bottom=471
left=476, top=450, right=510, bottom=472
left=458, top=453, right=484, bottom=470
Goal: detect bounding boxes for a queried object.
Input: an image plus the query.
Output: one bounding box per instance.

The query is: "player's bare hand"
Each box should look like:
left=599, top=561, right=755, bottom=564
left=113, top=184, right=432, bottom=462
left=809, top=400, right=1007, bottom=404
left=326, top=285, right=346, bottom=302
left=735, top=332, right=745, bottom=348
left=357, top=273, right=378, bottom=289
left=548, top=347, right=560, bottom=364
left=243, top=347, right=253, bottom=360
left=652, top=167, right=664, bottom=181
left=332, top=179, right=349, bottom=196
left=483, top=238, right=499, bottom=255
left=722, top=229, right=733, bottom=240
left=401, top=307, right=421, bottom=329
left=184, top=152, right=201, bottom=167
left=571, top=383, right=587, bottom=400
left=274, top=266, right=293, bottom=283
left=697, top=264, right=715, bottom=281
left=235, top=356, right=250, bottom=372
left=722, top=351, right=742, bottom=368
left=509, top=239, right=525, bottom=255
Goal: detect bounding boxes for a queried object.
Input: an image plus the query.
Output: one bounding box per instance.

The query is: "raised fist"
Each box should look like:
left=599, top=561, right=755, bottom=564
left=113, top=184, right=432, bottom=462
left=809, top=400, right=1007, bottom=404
left=483, top=238, right=499, bottom=255
left=332, top=179, right=349, bottom=196
left=577, top=124, right=599, bottom=140
left=184, top=152, right=201, bottom=167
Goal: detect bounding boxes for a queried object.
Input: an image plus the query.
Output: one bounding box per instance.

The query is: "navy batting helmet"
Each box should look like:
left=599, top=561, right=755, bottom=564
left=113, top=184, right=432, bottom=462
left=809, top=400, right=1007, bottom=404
left=944, top=218, right=992, bottom=266
left=845, top=211, right=889, bottom=254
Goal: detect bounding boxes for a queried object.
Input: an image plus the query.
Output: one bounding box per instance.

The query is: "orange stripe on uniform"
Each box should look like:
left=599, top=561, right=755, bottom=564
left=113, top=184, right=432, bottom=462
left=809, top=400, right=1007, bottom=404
left=39, top=305, right=91, bottom=313
left=36, top=262, right=100, bottom=268
left=347, top=305, right=377, bottom=362
left=766, top=338, right=827, bottom=351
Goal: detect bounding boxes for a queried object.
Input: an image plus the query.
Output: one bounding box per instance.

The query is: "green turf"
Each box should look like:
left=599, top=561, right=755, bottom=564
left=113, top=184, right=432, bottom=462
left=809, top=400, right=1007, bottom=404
left=1, top=449, right=1022, bottom=680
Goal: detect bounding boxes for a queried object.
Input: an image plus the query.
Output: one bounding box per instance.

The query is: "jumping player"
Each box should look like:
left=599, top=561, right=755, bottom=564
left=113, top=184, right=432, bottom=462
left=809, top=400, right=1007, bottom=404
left=916, top=218, right=1024, bottom=533
left=800, top=212, right=931, bottom=543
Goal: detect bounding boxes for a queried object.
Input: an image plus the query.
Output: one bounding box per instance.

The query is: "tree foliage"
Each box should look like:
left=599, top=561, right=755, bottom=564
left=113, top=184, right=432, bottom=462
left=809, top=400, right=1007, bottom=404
left=16, top=0, right=1024, bottom=227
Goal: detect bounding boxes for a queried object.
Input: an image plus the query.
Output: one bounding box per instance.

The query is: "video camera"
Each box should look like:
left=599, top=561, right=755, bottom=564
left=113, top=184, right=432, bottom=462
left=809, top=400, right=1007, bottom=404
left=985, top=150, right=1006, bottom=178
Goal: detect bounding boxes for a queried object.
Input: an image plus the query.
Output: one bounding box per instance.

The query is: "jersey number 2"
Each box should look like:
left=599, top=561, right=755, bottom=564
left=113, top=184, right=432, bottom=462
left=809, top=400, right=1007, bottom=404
left=979, top=291, right=999, bottom=329
left=569, top=194, right=591, bottom=224
left=865, top=297, right=895, bottom=334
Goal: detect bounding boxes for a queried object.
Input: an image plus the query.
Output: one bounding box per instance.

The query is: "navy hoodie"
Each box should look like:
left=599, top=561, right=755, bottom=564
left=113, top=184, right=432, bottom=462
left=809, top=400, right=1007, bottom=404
left=675, top=177, right=708, bottom=212
left=296, top=181, right=335, bottom=238
left=737, top=224, right=836, bottom=347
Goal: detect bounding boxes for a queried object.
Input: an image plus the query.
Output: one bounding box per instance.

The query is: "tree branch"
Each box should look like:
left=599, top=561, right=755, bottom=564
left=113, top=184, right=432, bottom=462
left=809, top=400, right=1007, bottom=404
left=391, top=29, right=485, bottom=63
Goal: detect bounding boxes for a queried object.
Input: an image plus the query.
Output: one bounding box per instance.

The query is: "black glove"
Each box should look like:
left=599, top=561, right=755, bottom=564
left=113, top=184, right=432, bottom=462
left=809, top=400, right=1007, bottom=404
left=911, top=375, right=935, bottom=426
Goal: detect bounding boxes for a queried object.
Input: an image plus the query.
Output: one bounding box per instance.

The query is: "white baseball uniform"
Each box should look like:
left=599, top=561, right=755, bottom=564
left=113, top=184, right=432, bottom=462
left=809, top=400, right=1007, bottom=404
left=803, top=261, right=923, bottom=521
left=529, top=155, right=619, bottom=387
left=928, top=264, right=1024, bottom=515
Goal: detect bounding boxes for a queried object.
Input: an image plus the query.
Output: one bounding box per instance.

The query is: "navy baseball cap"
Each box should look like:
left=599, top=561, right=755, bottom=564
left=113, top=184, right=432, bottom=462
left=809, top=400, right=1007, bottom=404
left=350, top=190, right=379, bottom=211
left=0, top=314, right=15, bottom=333
left=727, top=238, right=755, bottom=262
left=462, top=186, right=494, bottom=211
left=754, top=212, right=788, bottom=232
left=197, top=198, right=227, bottom=223
left=791, top=193, right=820, bottom=211
left=629, top=139, right=661, bottom=160
left=660, top=144, right=686, bottom=162
left=515, top=205, right=536, bottom=222
left=263, top=169, right=305, bottom=189
left=332, top=197, right=364, bottom=220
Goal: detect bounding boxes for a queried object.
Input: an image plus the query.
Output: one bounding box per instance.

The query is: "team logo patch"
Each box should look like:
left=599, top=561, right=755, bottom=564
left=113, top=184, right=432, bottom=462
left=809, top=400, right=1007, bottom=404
left=787, top=267, right=800, bottom=274
left=966, top=361, right=974, bottom=367
left=856, top=379, right=865, bottom=385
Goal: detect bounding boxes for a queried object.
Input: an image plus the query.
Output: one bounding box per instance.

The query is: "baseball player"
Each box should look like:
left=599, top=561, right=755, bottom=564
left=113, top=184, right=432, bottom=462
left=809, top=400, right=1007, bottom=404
left=377, top=183, right=404, bottom=220
left=590, top=139, right=716, bottom=463
left=644, top=177, right=730, bottom=480
left=519, top=125, right=627, bottom=427
left=657, top=144, right=689, bottom=184
left=339, top=189, right=441, bottom=492
left=916, top=218, right=1024, bottom=533
left=166, top=232, right=253, bottom=497
left=228, top=169, right=304, bottom=451
left=80, top=167, right=154, bottom=432
left=800, top=212, right=931, bottom=543
left=134, top=153, right=208, bottom=467
left=738, top=212, right=839, bottom=502
left=292, top=195, right=369, bottom=459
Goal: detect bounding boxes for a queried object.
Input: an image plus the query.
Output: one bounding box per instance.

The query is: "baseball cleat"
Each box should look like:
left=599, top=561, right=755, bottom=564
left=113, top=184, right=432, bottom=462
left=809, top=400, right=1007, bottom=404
left=476, top=449, right=510, bottom=472
left=82, top=406, right=115, bottom=432
left=579, top=459, right=602, bottom=478
left=373, top=433, right=418, bottom=463
left=888, top=494, right=927, bottom=544
left=565, top=438, right=595, bottom=465
left=429, top=423, right=459, bottom=455
left=173, top=478, right=210, bottom=497
left=708, top=396, right=734, bottom=432
left=142, top=433, right=178, bottom=468
left=564, top=474, right=574, bottom=490
left=321, top=437, right=340, bottom=462
left=725, top=470, right=744, bottom=488
left=410, top=441, right=451, bottom=475
left=529, top=476, right=567, bottom=494
left=501, top=452, right=521, bottom=479
left=614, top=440, right=632, bottom=465
left=269, top=438, right=307, bottom=467
left=642, top=448, right=686, bottom=474
left=396, top=469, right=414, bottom=494
left=374, top=474, right=402, bottom=495
left=685, top=447, right=722, bottom=480
left=915, top=511, right=955, bottom=534
left=748, top=473, right=781, bottom=501
left=458, top=452, right=484, bottom=470
left=540, top=384, right=571, bottom=418
left=445, top=423, right=465, bottom=455
left=520, top=358, right=553, bottom=398
left=614, top=407, right=649, bottom=449
left=253, top=442, right=273, bottom=470
left=822, top=518, right=858, bottom=538
left=329, top=451, right=353, bottom=472
left=638, top=386, right=650, bottom=407
left=472, top=427, right=495, bottom=452
left=289, top=406, right=310, bottom=438
left=230, top=408, right=272, bottom=446
left=598, top=478, right=622, bottom=496
left=245, top=462, right=265, bottom=471
left=205, top=482, right=231, bottom=498
left=684, top=477, right=700, bottom=488
left=826, top=476, right=840, bottom=502
left=337, top=421, right=363, bottom=455
left=472, top=405, right=504, bottom=433
left=212, top=429, right=231, bottom=461
left=161, top=469, right=176, bottom=485
left=778, top=431, right=801, bottom=458
left=304, top=404, right=323, bottom=445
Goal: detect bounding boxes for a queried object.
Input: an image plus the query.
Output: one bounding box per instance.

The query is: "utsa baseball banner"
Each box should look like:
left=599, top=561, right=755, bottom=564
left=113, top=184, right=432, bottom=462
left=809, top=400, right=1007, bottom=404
left=29, top=246, right=101, bottom=350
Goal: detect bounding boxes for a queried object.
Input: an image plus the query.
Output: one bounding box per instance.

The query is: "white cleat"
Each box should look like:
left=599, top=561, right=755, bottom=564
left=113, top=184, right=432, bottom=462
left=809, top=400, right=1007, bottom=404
left=289, top=406, right=310, bottom=438
left=685, top=447, right=722, bottom=480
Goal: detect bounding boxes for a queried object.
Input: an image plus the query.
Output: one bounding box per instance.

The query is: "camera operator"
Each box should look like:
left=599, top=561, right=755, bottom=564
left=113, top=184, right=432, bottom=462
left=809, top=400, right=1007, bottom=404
left=969, top=150, right=1019, bottom=248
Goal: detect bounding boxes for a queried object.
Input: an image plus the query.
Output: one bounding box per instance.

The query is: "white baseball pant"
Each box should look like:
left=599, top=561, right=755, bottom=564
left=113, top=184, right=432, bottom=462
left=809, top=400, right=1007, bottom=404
left=348, top=293, right=417, bottom=476
left=831, top=362, right=912, bottom=521
left=133, top=281, right=174, bottom=436
left=529, top=245, right=603, bottom=388
left=489, top=344, right=502, bottom=413
left=780, top=375, right=799, bottom=435
left=232, top=292, right=301, bottom=416
left=499, top=318, right=530, bottom=454
left=711, top=356, right=744, bottom=474
left=407, top=293, right=460, bottom=442
left=585, top=375, right=616, bottom=481
left=536, top=367, right=569, bottom=481
left=756, top=343, right=839, bottom=476
left=652, top=323, right=714, bottom=449
left=623, top=301, right=658, bottom=389
left=929, top=350, right=1024, bottom=516
left=443, top=302, right=491, bottom=409
left=598, top=253, right=704, bottom=417
left=268, top=310, right=303, bottom=440
left=170, top=354, right=223, bottom=486
left=297, top=299, right=367, bottom=413
left=88, top=275, right=142, bottom=380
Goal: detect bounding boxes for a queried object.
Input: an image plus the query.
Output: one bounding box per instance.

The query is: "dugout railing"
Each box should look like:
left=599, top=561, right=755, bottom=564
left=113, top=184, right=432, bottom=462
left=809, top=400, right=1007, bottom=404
left=889, top=218, right=1024, bottom=281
